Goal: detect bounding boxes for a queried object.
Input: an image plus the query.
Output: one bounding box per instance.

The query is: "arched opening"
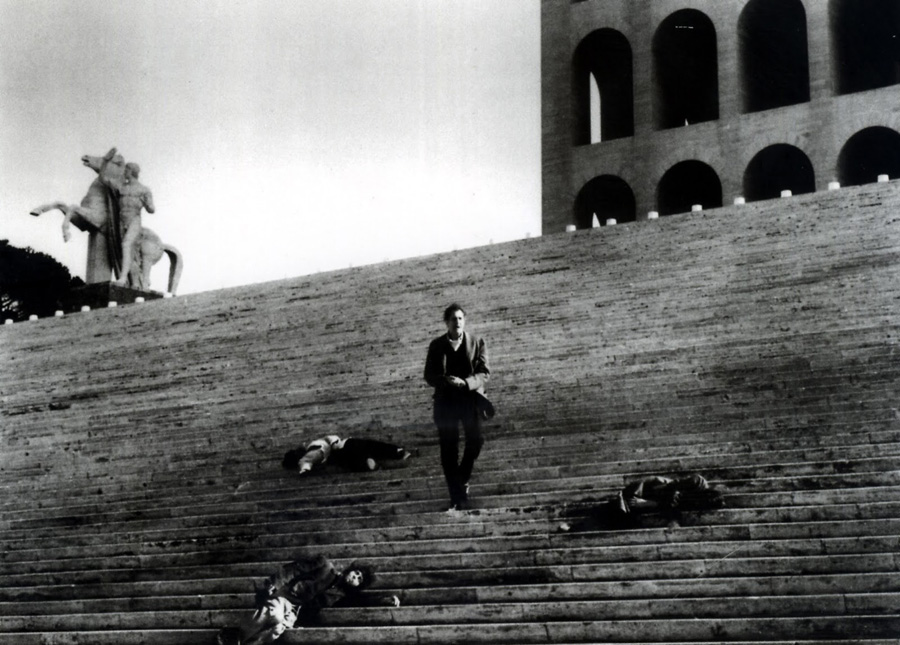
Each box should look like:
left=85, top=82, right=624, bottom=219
left=657, top=161, right=722, bottom=216
left=574, top=175, right=636, bottom=229
left=744, top=144, right=816, bottom=202
left=573, top=29, right=634, bottom=145
left=739, top=0, right=810, bottom=113
left=652, top=10, right=719, bottom=130
left=837, top=126, right=900, bottom=185
left=832, top=0, right=900, bottom=95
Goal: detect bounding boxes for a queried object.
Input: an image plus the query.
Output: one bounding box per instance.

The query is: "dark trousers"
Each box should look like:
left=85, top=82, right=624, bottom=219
left=434, top=394, right=484, bottom=503
left=331, top=438, right=405, bottom=471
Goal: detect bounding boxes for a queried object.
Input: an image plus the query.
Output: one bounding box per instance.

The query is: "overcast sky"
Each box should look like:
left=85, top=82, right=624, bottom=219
left=0, top=0, right=541, bottom=295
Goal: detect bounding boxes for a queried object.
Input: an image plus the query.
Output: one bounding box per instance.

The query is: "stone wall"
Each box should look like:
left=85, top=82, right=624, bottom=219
left=542, top=0, right=900, bottom=230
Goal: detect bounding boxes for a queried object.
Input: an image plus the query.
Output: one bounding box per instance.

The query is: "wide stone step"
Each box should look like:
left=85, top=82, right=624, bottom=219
left=2, top=423, right=895, bottom=512
left=0, top=631, right=207, bottom=645
left=3, top=499, right=899, bottom=566
left=3, top=445, right=896, bottom=527
left=2, top=571, right=897, bottom=615
left=2, top=465, right=896, bottom=546
left=6, top=392, right=896, bottom=474
left=2, top=593, right=899, bottom=631
left=2, top=495, right=898, bottom=563
left=3, top=552, right=897, bottom=596
left=4, top=376, right=896, bottom=457
left=5, top=517, right=898, bottom=583
left=0, top=633, right=896, bottom=645
left=4, top=415, right=893, bottom=481
left=3, top=443, right=897, bottom=530
left=3, top=519, right=898, bottom=575
left=282, top=616, right=900, bottom=642
left=5, top=390, right=894, bottom=454
left=1, top=615, right=898, bottom=643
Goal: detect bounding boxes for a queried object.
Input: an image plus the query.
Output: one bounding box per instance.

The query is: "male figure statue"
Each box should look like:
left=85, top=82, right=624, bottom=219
left=100, top=147, right=155, bottom=286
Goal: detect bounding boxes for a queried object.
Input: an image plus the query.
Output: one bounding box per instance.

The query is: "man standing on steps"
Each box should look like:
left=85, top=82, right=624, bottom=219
left=424, top=303, right=492, bottom=511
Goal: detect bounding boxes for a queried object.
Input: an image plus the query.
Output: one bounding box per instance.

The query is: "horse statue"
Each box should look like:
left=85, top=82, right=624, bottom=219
left=30, top=150, right=183, bottom=294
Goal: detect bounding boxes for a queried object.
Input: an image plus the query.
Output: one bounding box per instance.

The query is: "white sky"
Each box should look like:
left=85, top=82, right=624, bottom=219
left=0, top=0, right=541, bottom=295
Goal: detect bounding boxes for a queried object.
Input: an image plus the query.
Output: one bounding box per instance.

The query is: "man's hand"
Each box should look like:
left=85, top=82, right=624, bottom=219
left=446, top=376, right=467, bottom=389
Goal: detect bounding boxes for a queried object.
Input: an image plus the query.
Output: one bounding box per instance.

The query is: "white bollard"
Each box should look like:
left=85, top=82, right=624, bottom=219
left=163, top=292, right=174, bottom=298
left=605, top=218, right=617, bottom=226
left=591, top=214, right=601, bottom=228
left=565, top=224, right=576, bottom=232
left=29, top=314, right=38, bottom=321
left=734, top=196, right=745, bottom=205
left=135, top=297, right=145, bottom=304
left=780, top=190, right=792, bottom=198
left=54, top=310, right=64, bottom=317
left=108, top=301, right=117, bottom=308
left=647, top=211, right=659, bottom=220
left=81, top=305, right=91, bottom=312
left=691, top=204, right=703, bottom=212
left=4, top=319, right=13, bottom=325
left=828, top=181, right=841, bottom=191
left=878, top=174, right=889, bottom=183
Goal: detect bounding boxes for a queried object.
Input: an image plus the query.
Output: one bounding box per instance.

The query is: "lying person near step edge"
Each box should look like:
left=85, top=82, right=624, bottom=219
left=282, top=434, right=412, bottom=475
left=282, top=434, right=341, bottom=475
left=217, top=554, right=400, bottom=645
left=330, top=437, right=412, bottom=472
left=559, top=473, right=724, bottom=532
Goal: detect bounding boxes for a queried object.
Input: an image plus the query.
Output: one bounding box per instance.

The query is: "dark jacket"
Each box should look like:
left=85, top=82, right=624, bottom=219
left=262, top=555, right=396, bottom=613
left=264, top=555, right=338, bottom=607
left=424, top=332, right=490, bottom=397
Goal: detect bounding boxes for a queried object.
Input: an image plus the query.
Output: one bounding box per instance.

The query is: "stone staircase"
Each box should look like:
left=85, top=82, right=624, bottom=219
left=1, top=182, right=899, bottom=643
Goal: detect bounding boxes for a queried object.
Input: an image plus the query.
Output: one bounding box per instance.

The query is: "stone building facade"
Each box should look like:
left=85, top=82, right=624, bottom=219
left=541, top=0, right=900, bottom=232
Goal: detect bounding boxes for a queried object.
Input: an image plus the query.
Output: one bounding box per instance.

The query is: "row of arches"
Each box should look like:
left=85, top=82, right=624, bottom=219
left=574, top=127, right=900, bottom=228
left=574, top=0, right=900, bottom=144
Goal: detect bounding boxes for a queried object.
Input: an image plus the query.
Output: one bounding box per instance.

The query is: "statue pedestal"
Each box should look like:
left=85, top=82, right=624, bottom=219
left=64, top=284, right=163, bottom=313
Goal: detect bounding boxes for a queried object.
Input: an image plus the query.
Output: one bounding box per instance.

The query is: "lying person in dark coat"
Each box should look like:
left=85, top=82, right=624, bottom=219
left=217, top=554, right=399, bottom=645
left=559, top=473, right=724, bottom=532
left=283, top=436, right=411, bottom=474
left=281, top=434, right=342, bottom=475
left=329, top=437, right=412, bottom=471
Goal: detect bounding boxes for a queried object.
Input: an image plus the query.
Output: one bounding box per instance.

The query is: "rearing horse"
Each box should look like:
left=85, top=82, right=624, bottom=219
left=30, top=151, right=182, bottom=294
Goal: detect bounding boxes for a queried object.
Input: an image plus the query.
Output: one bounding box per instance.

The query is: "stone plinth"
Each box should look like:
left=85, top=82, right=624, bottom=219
left=63, top=283, right=163, bottom=313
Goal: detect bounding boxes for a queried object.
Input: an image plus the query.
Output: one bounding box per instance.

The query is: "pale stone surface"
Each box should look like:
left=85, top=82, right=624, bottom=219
left=30, top=148, right=183, bottom=294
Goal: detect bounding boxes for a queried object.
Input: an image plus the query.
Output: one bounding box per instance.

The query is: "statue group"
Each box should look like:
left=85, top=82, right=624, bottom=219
left=30, top=148, right=182, bottom=294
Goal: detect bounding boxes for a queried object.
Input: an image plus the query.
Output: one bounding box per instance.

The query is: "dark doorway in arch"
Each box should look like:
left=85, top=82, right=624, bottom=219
left=744, top=144, right=816, bottom=202
left=573, top=29, right=634, bottom=145
left=657, top=161, right=722, bottom=216
left=837, top=126, right=900, bottom=185
left=832, top=0, right=900, bottom=95
left=652, top=10, right=719, bottom=130
left=574, top=175, right=636, bottom=229
left=739, top=0, right=810, bottom=113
